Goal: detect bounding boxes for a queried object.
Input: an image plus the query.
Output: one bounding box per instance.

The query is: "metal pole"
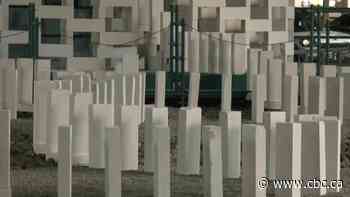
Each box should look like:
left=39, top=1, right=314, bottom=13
left=310, top=5, right=315, bottom=62
left=316, top=5, right=321, bottom=75
left=169, top=2, right=175, bottom=72
left=180, top=19, right=186, bottom=106
left=325, top=7, right=330, bottom=64
left=174, top=5, right=179, bottom=73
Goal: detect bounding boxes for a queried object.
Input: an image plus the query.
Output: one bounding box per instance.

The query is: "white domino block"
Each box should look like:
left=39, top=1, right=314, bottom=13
left=266, top=59, right=282, bottom=109
left=47, top=90, right=72, bottom=160
left=115, top=105, right=140, bottom=170
left=58, top=125, right=72, bottom=197
left=221, top=74, right=232, bottom=112
left=220, top=111, right=241, bottom=178
left=263, top=111, right=286, bottom=179
left=155, top=71, right=166, bottom=108
left=275, top=122, right=302, bottom=197
left=325, top=77, right=344, bottom=122
left=300, top=121, right=327, bottom=196
left=176, top=107, right=202, bottom=175
left=282, top=75, right=298, bottom=122
left=153, top=125, right=170, bottom=197
left=105, top=127, right=122, bottom=197
left=247, top=49, right=261, bottom=91
left=203, top=126, right=223, bottom=197
left=188, top=72, right=201, bottom=108
left=324, top=119, right=342, bottom=193
left=200, top=33, right=209, bottom=73
left=252, top=74, right=265, bottom=123
left=72, top=93, right=93, bottom=165
left=242, top=124, right=266, bottom=197
left=300, top=63, right=316, bottom=114
left=320, top=65, right=337, bottom=78
left=88, top=104, right=114, bottom=169
left=144, top=106, right=168, bottom=172
left=0, top=110, right=11, bottom=197
left=308, top=77, right=326, bottom=116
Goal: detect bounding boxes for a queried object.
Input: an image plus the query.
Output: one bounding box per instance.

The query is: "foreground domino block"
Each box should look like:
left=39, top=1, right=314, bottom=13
left=115, top=105, right=140, bottom=170
left=188, top=72, right=200, bottom=108
left=155, top=71, right=166, bottom=108
left=153, top=125, right=170, bottom=197
left=176, top=107, right=201, bottom=175
left=247, top=49, right=261, bottom=91
left=300, top=121, right=327, bottom=196
left=33, top=81, right=56, bottom=154
left=72, top=93, right=93, bottom=165
left=105, top=127, right=122, bottom=197
left=283, top=75, right=299, bottom=122
left=242, top=124, right=266, bottom=197
left=266, top=59, right=282, bottom=109
left=308, top=77, right=326, bottom=116
left=221, top=74, right=232, bottom=111
left=252, top=74, right=265, bottom=123
left=5, top=66, right=18, bottom=119
left=300, top=63, right=317, bottom=114
left=263, top=111, right=286, bottom=179
left=203, top=126, right=223, bottom=197
left=199, top=33, right=209, bottom=73
left=144, top=106, right=168, bottom=172
left=321, top=65, right=337, bottom=77
left=58, top=125, right=72, bottom=197
left=325, top=77, right=344, bottom=122
left=88, top=104, right=114, bottom=169
left=220, top=111, right=241, bottom=178
left=324, top=119, right=342, bottom=193
left=275, top=122, right=302, bottom=197
left=47, top=90, right=72, bottom=160
left=0, top=110, right=11, bottom=197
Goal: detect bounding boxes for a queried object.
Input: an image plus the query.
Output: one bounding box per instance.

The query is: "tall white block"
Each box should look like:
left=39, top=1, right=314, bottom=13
left=47, top=90, right=72, bottom=159
left=342, top=76, right=350, bottom=123
left=308, top=77, right=326, bottom=116
left=105, top=127, right=122, bottom=197
left=114, top=74, right=126, bottom=105
left=275, top=122, right=302, bottom=197
left=199, top=33, right=209, bottom=73
left=232, top=33, right=248, bottom=74
left=282, top=75, right=299, bottom=122
left=188, top=72, right=200, bottom=108
left=325, top=77, right=344, bottom=122
left=220, top=111, right=241, bottom=178
left=320, top=65, right=337, bottom=77
left=242, top=124, right=266, bottom=197
left=252, top=74, right=265, bottom=123
left=0, top=110, right=11, bottom=197
left=144, top=106, right=168, bottom=172
left=72, top=93, right=93, bottom=165
left=153, top=125, right=170, bottom=197
left=176, top=107, right=202, bottom=175
left=115, top=105, right=140, bottom=170
left=209, top=33, right=220, bottom=74
left=263, top=111, right=286, bottom=179
left=221, top=74, right=232, bottom=112
left=283, top=62, right=298, bottom=76
left=58, top=125, right=72, bottom=197
left=258, top=51, right=273, bottom=101
left=5, top=66, right=18, bottom=119
left=33, top=81, right=56, bottom=154
left=220, top=34, right=232, bottom=75
left=266, top=59, right=282, bottom=109
left=324, top=119, right=342, bottom=193
left=202, top=126, right=223, bottom=197
left=88, top=104, right=114, bottom=169
left=155, top=71, right=166, bottom=108
left=300, top=63, right=316, bottom=114
left=247, top=49, right=261, bottom=91
left=300, top=121, right=327, bottom=196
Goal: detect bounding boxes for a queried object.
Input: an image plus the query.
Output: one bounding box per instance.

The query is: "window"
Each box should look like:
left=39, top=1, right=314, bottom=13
left=225, top=19, right=245, bottom=33
left=106, top=7, right=132, bottom=32
left=198, top=7, right=220, bottom=32
left=9, top=6, right=30, bottom=31
left=73, top=32, right=97, bottom=57
left=74, top=0, right=93, bottom=18
left=226, top=0, right=246, bottom=7
left=41, top=19, right=66, bottom=44
left=42, top=0, right=62, bottom=5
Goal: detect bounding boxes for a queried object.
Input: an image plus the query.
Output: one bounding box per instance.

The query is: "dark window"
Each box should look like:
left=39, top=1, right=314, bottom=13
left=41, top=19, right=65, bottom=44
left=8, top=44, right=31, bottom=58
left=74, top=0, right=93, bottom=18
left=42, top=0, right=62, bottom=5
left=9, top=6, right=30, bottom=31
left=74, top=32, right=95, bottom=57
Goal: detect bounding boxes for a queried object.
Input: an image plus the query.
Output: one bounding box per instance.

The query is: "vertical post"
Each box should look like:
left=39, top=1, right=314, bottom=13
left=325, top=11, right=330, bottom=65
left=58, top=125, right=72, bottom=197
left=310, top=5, right=314, bottom=62
left=174, top=5, right=179, bottom=73
left=316, top=6, right=321, bottom=75
left=180, top=19, right=186, bottom=106
left=29, top=3, right=39, bottom=104
left=169, top=2, right=174, bottom=72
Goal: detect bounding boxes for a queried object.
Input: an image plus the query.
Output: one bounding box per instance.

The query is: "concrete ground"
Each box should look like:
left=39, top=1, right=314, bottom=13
left=11, top=108, right=350, bottom=197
